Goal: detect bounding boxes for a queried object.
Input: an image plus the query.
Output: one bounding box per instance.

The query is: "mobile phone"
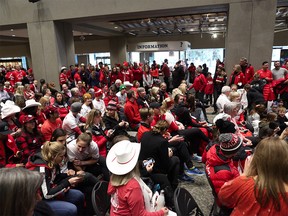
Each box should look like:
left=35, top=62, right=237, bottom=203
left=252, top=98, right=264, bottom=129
left=142, top=158, right=155, bottom=167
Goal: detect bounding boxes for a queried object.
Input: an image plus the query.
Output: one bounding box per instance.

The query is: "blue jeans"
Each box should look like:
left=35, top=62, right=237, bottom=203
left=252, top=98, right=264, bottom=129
left=45, top=189, right=84, bottom=216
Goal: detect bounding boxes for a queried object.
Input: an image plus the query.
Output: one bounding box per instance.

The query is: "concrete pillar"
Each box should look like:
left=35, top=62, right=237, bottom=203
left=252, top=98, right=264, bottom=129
left=109, top=37, right=128, bottom=66
left=225, top=0, right=276, bottom=77
left=27, top=21, right=75, bottom=88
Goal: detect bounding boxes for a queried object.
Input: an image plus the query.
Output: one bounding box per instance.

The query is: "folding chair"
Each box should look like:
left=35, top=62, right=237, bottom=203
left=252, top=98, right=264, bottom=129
left=174, top=187, right=204, bottom=216
left=205, top=165, right=233, bottom=216
left=91, top=181, right=110, bottom=216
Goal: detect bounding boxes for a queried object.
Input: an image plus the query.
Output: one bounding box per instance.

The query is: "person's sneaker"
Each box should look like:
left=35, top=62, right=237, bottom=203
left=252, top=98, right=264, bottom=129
left=192, top=154, right=202, bottom=163
left=184, top=167, right=205, bottom=177
left=178, top=174, right=195, bottom=182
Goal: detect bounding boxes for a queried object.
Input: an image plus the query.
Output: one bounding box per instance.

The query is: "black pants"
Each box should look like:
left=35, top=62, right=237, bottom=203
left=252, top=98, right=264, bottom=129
left=85, top=156, right=110, bottom=181
left=164, top=76, right=170, bottom=92
left=195, top=91, right=205, bottom=104
left=213, top=90, right=221, bottom=112
left=172, top=128, right=210, bottom=155
left=168, top=141, right=194, bottom=173
left=167, top=156, right=180, bottom=190
left=150, top=173, right=174, bottom=208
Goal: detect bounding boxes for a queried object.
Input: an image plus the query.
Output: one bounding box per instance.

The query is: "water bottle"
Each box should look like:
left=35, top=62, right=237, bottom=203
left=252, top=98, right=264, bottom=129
left=156, top=190, right=165, bottom=211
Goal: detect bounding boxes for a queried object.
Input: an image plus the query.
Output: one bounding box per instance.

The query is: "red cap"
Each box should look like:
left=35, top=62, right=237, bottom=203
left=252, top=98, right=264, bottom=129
left=20, top=115, right=35, bottom=125
left=107, top=100, right=117, bottom=110
left=94, top=88, right=103, bottom=97
left=123, top=61, right=129, bottom=67
left=44, top=105, right=58, bottom=116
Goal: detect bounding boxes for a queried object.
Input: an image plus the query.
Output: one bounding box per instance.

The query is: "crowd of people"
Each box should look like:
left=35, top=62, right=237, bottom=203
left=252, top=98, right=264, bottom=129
left=0, top=57, right=288, bottom=216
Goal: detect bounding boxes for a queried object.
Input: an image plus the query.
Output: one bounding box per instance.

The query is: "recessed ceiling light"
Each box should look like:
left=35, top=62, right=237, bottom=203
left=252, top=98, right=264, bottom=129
left=12, top=35, right=16, bottom=37
left=114, top=26, right=118, bottom=29
left=89, top=33, right=93, bottom=35
left=11, top=29, right=14, bottom=31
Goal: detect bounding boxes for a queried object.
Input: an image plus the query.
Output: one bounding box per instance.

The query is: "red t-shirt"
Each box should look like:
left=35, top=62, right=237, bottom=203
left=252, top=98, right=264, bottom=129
left=219, top=176, right=288, bottom=215
left=41, top=118, right=63, bottom=141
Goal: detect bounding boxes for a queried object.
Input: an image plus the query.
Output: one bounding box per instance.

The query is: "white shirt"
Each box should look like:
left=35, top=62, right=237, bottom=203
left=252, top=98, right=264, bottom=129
left=62, top=111, right=81, bottom=139
left=143, top=74, right=153, bottom=87
left=216, top=93, right=231, bottom=112
left=0, top=90, right=10, bottom=102
left=92, top=99, right=105, bottom=115
left=67, top=139, right=99, bottom=162
left=116, top=92, right=127, bottom=105
left=80, top=104, right=91, bottom=118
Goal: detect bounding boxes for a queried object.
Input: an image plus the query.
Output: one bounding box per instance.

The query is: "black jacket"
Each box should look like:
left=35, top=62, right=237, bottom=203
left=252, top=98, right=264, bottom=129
left=103, top=112, right=128, bottom=137
left=139, top=131, right=170, bottom=174
left=26, top=152, right=70, bottom=200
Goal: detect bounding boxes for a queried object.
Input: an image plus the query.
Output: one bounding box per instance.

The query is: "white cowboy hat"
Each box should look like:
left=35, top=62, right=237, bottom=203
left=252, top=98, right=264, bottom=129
left=123, top=81, right=133, bottom=87
left=22, top=99, right=41, bottom=110
left=1, top=100, right=21, bottom=119
left=106, top=140, right=141, bottom=175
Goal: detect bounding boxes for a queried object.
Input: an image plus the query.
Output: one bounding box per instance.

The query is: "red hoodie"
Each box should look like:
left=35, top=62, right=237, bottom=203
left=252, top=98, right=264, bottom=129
left=124, top=100, right=141, bottom=128
left=205, top=145, right=239, bottom=205
left=107, top=178, right=164, bottom=216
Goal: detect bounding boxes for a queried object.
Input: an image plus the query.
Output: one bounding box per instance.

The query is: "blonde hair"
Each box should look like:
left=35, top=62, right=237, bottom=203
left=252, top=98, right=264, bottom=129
left=229, top=91, right=240, bottom=102
left=110, top=164, right=140, bottom=187
left=171, top=88, right=183, bottom=100
left=106, top=109, right=119, bottom=121
left=41, top=141, right=66, bottom=168
left=246, top=137, right=288, bottom=210
left=160, top=97, right=174, bottom=114
left=39, top=97, right=49, bottom=110
left=0, top=168, right=43, bottom=216
left=151, top=87, right=159, bottom=97
left=178, top=83, right=187, bottom=94
left=15, top=85, right=24, bottom=95
left=85, top=109, right=104, bottom=129
left=234, top=64, right=241, bottom=72
left=152, top=120, right=169, bottom=134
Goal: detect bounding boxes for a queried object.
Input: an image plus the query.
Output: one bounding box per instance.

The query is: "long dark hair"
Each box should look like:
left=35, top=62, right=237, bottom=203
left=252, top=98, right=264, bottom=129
left=51, top=128, right=67, bottom=142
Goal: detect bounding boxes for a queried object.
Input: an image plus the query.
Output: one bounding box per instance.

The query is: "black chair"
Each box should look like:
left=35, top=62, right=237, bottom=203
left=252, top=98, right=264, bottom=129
left=91, top=181, right=110, bottom=216
left=174, top=187, right=204, bottom=216
left=205, top=165, right=233, bottom=216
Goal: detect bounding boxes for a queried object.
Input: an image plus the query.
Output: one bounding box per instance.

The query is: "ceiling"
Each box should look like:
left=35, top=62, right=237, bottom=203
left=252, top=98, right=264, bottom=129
left=0, top=5, right=287, bottom=44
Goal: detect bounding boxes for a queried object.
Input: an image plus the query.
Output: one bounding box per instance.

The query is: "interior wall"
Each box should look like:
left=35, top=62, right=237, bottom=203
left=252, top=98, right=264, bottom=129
left=0, top=31, right=287, bottom=59
left=0, top=44, right=30, bottom=58
left=274, top=31, right=288, bottom=46
left=74, top=40, right=110, bottom=54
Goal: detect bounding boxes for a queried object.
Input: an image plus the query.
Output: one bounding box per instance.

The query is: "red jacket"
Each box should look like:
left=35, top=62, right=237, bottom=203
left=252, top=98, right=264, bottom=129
left=4, top=86, right=14, bottom=94
left=124, top=100, right=141, bottom=128
left=119, top=69, right=133, bottom=83
left=13, top=70, right=27, bottom=83
left=131, top=67, right=143, bottom=81
left=90, top=125, right=108, bottom=157
left=257, top=69, right=275, bottom=101
left=243, top=65, right=254, bottom=84
left=205, top=145, right=239, bottom=204
left=107, top=178, right=164, bottom=216
left=74, top=72, right=81, bottom=83
left=161, top=63, right=170, bottom=78
left=59, top=73, right=68, bottom=85
left=5, top=71, right=15, bottom=86
left=204, top=77, right=214, bottom=94
left=229, top=71, right=245, bottom=86
left=110, top=72, right=119, bottom=85
left=0, top=135, right=20, bottom=168
left=104, top=95, right=119, bottom=107
left=193, top=74, right=207, bottom=92
left=137, top=122, right=151, bottom=142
